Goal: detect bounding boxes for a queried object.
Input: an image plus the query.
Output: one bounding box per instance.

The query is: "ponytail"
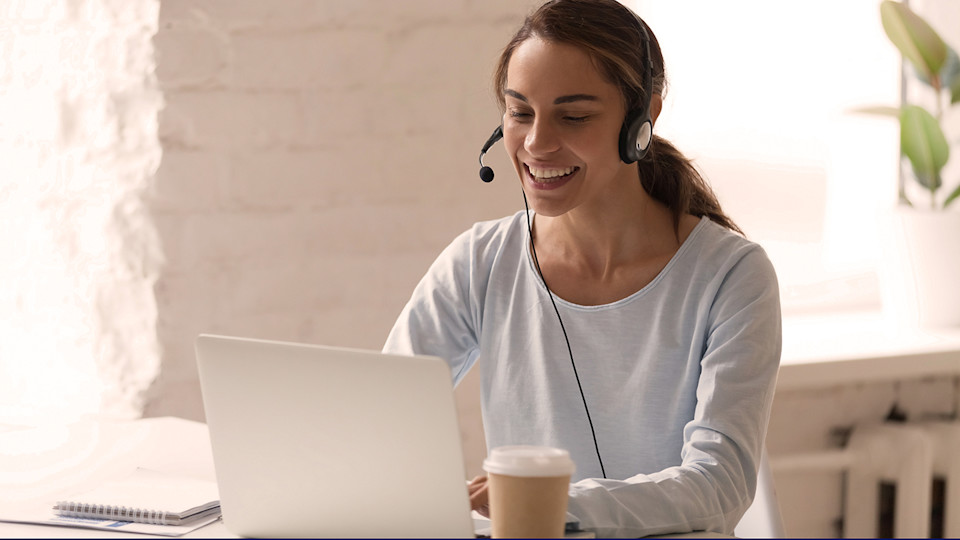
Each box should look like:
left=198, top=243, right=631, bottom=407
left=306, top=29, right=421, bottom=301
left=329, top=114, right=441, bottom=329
left=638, top=135, right=743, bottom=237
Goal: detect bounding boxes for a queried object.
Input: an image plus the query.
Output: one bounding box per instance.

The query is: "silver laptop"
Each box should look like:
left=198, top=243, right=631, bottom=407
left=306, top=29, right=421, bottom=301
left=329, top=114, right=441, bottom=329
left=195, top=334, right=475, bottom=538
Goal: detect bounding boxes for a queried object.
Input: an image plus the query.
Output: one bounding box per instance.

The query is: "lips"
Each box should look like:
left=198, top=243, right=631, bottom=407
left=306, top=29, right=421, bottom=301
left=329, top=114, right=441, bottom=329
left=524, top=164, right=580, bottom=188
left=527, top=165, right=578, bottom=180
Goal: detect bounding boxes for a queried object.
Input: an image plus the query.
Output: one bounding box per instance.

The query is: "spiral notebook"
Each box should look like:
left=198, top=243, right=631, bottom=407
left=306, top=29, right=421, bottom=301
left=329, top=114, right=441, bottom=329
left=52, top=468, right=220, bottom=526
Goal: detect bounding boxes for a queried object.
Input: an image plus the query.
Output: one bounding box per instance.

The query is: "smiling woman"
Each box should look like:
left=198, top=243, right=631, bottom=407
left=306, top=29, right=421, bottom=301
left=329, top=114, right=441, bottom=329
left=383, top=0, right=782, bottom=537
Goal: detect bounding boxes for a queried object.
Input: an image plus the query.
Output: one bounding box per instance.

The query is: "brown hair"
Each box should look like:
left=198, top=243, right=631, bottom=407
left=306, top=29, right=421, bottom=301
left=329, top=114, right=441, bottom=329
left=493, top=0, right=743, bottom=235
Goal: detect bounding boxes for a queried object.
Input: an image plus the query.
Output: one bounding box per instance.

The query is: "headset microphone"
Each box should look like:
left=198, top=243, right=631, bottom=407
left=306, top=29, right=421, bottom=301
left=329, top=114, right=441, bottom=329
left=478, top=125, right=504, bottom=183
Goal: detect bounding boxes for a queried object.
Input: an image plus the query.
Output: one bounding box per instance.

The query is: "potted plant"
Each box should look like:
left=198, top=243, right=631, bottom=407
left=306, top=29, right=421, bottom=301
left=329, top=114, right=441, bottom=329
left=863, top=0, right=960, bottom=327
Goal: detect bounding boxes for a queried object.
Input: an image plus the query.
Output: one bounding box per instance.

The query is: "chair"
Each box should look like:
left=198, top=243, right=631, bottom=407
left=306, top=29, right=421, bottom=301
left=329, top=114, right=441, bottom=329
left=734, top=448, right=786, bottom=538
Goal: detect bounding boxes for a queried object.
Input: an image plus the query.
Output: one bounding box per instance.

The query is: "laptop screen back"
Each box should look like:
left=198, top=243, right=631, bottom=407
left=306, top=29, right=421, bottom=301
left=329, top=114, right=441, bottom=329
left=195, top=334, right=475, bottom=538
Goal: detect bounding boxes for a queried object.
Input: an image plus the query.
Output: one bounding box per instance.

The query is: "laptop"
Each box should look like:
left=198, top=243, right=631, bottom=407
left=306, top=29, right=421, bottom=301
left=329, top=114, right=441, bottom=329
left=195, top=334, right=476, bottom=538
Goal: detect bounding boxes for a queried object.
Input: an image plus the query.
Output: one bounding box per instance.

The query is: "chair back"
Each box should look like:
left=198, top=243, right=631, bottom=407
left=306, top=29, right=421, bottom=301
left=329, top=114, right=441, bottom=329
left=734, top=448, right=786, bottom=538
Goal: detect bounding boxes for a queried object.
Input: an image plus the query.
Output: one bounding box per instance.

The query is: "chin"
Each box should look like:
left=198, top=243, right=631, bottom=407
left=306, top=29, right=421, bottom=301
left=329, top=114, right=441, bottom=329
left=521, top=196, right=570, bottom=218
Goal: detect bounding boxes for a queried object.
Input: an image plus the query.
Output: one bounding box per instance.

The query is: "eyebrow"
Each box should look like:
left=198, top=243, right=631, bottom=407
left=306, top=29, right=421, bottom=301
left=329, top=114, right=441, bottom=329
left=504, top=89, right=600, bottom=105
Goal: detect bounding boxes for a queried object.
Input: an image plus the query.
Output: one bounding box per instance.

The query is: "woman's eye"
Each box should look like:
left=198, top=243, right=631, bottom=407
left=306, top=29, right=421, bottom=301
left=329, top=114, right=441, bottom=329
left=565, top=115, right=589, bottom=123
left=509, top=110, right=532, bottom=119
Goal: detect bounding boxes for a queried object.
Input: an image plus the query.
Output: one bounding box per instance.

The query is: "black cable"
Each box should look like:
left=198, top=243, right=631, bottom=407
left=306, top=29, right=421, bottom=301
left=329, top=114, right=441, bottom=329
left=522, top=191, right=607, bottom=479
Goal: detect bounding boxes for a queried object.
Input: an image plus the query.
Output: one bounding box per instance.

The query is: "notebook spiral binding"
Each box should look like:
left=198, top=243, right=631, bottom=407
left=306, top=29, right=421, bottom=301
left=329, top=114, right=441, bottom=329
left=55, top=501, right=169, bottom=525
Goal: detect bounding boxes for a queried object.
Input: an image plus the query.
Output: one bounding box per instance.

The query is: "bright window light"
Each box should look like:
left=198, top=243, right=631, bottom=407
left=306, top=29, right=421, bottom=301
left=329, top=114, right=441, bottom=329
left=632, top=0, right=901, bottom=314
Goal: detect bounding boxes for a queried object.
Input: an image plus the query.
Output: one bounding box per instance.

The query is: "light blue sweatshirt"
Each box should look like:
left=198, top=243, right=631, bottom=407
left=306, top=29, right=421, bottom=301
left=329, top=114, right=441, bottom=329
left=383, top=210, right=781, bottom=538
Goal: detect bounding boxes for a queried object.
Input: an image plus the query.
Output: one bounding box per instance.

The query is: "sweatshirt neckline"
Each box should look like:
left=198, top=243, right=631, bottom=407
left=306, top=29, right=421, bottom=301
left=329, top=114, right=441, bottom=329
left=521, top=212, right=711, bottom=311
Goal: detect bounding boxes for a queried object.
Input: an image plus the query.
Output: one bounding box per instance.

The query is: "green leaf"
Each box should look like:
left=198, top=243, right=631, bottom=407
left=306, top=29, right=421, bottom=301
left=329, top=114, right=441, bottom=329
left=881, top=1, right=948, bottom=81
left=944, top=183, right=960, bottom=208
left=952, top=68, right=960, bottom=104
left=900, top=105, right=949, bottom=190
left=912, top=45, right=960, bottom=95
left=940, top=47, right=960, bottom=103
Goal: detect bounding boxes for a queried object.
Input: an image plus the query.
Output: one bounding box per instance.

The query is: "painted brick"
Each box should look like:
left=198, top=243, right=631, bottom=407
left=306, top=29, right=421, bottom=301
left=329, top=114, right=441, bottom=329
left=298, top=90, right=379, bottom=147
left=221, top=260, right=321, bottom=314
left=153, top=211, right=309, bottom=270
left=380, top=23, right=506, bottom=87
left=151, top=150, right=226, bottom=212
left=201, top=311, right=329, bottom=351
left=299, top=305, right=398, bottom=350
left=230, top=31, right=388, bottom=90
left=160, top=0, right=363, bottom=32
left=160, top=90, right=303, bottom=150
left=164, top=1, right=504, bottom=34
left=154, top=26, right=229, bottom=89
left=144, top=377, right=205, bottom=422
left=365, top=83, right=463, bottom=138
left=224, top=149, right=375, bottom=210
left=372, top=132, right=479, bottom=204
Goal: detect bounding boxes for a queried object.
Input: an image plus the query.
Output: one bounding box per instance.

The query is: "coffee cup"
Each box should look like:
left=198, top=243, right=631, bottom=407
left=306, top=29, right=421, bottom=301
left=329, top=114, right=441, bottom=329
left=482, top=445, right=575, bottom=538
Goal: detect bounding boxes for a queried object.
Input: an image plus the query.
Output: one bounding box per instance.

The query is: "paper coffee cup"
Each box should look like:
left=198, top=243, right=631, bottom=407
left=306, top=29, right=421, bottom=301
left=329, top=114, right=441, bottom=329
left=482, top=446, right=575, bottom=539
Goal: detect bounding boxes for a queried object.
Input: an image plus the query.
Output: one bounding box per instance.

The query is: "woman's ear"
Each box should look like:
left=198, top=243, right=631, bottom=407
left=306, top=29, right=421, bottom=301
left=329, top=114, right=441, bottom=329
left=650, top=94, right=663, bottom=126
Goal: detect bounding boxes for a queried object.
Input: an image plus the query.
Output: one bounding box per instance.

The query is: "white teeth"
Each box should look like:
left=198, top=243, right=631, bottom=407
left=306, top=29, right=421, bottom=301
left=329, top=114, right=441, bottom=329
left=528, top=165, right=577, bottom=180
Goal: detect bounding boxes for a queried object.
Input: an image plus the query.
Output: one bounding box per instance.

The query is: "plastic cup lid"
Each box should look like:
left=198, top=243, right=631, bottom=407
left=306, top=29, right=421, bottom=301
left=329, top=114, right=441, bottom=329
left=482, top=445, right=575, bottom=477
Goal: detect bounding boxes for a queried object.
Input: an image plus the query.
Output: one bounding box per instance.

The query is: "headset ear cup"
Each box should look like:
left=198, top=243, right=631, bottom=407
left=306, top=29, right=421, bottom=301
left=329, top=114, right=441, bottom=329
left=635, top=120, right=652, bottom=159
left=618, top=109, right=652, bottom=163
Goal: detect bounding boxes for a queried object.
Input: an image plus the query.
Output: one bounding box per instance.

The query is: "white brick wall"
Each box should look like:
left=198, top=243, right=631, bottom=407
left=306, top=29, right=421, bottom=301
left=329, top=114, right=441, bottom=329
left=0, top=0, right=163, bottom=424
left=146, top=0, right=539, bottom=476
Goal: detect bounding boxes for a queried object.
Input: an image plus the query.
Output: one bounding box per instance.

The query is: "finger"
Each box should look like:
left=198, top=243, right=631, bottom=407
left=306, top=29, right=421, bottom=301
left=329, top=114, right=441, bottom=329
left=468, top=475, right=487, bottom=495
left=468, top=475, right=486, bottom=486
left=469, top=479, right=489, bottom=516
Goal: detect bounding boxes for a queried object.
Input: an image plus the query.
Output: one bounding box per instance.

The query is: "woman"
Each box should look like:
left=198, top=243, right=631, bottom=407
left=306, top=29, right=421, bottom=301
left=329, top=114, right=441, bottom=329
left=383, top=0, right=781, bottom=536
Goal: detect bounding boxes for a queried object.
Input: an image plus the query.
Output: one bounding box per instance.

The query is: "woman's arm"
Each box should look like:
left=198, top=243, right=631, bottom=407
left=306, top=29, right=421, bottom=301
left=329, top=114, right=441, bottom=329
left=382, top=227, right=487, bottom=383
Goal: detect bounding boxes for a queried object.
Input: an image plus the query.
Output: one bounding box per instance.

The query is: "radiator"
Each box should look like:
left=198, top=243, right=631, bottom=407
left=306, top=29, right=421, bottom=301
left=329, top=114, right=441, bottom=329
left=771, top=421, right=960, bottom=538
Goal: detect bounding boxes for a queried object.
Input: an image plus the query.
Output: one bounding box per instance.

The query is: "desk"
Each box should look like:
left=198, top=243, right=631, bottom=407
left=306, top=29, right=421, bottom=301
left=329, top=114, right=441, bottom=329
left=0, top=418, right=730, bottom=539
left=0, top=417, right=230, bottom=538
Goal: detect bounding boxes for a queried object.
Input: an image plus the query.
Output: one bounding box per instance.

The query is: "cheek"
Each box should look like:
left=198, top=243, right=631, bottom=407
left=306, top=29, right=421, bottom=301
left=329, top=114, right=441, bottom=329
left=502, top=126, right=524, bottom=159
left=583, top=124, right=624, bottom=163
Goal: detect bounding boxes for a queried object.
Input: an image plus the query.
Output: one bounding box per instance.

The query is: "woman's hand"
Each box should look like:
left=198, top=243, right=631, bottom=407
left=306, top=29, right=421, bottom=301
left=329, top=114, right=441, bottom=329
left=468, top=475, right=490, bottom=518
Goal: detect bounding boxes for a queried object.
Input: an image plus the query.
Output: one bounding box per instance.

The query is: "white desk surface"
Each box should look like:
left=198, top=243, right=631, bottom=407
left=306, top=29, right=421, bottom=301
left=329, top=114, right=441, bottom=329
left=0, top=417, right=231, bottom=538
left=0, top=417, right=731, bottom=539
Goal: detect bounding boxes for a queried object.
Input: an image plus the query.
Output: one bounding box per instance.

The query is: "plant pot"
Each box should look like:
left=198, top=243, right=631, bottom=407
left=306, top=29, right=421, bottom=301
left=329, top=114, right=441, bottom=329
left=878, top=207, right=960, bottom=328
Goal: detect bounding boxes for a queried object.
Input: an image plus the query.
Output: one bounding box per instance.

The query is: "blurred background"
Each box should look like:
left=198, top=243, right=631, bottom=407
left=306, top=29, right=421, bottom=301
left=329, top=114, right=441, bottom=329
left=1, top=0, right=959, bottom=537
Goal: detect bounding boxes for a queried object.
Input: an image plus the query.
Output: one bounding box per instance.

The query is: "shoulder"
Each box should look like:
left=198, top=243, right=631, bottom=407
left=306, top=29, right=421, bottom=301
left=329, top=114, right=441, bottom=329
left=442, top=211, right=527, bottom=262
left=689, top=217, right=776, bottom=280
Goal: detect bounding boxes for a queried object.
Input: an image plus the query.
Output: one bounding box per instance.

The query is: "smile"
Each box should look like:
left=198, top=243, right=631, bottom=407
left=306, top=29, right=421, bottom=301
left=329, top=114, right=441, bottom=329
left=525, top=164, right=580, bottom=183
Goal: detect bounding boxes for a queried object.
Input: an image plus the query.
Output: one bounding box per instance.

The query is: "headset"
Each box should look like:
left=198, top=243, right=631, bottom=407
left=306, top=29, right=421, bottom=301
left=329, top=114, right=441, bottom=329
left=476, top=6, right=655, bottom=479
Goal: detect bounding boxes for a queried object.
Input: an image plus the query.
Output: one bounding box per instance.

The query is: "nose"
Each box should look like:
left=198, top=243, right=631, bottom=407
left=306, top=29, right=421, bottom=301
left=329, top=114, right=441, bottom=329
left=525, top=117, right=561, bottom=156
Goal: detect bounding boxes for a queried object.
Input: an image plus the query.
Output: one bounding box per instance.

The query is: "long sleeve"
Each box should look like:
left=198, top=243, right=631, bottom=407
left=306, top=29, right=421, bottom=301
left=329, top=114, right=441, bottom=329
left=382, top=224, right=494, bottom=383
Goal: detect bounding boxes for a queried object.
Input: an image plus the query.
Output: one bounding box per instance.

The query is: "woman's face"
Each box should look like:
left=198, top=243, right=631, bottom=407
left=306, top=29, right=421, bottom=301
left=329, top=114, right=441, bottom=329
left=503, top=36, right=634, bottom=217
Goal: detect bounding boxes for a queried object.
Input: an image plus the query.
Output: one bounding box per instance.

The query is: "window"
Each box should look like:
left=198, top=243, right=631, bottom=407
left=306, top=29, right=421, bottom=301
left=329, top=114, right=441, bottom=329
left=631, top=0, right=901, bottom=315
